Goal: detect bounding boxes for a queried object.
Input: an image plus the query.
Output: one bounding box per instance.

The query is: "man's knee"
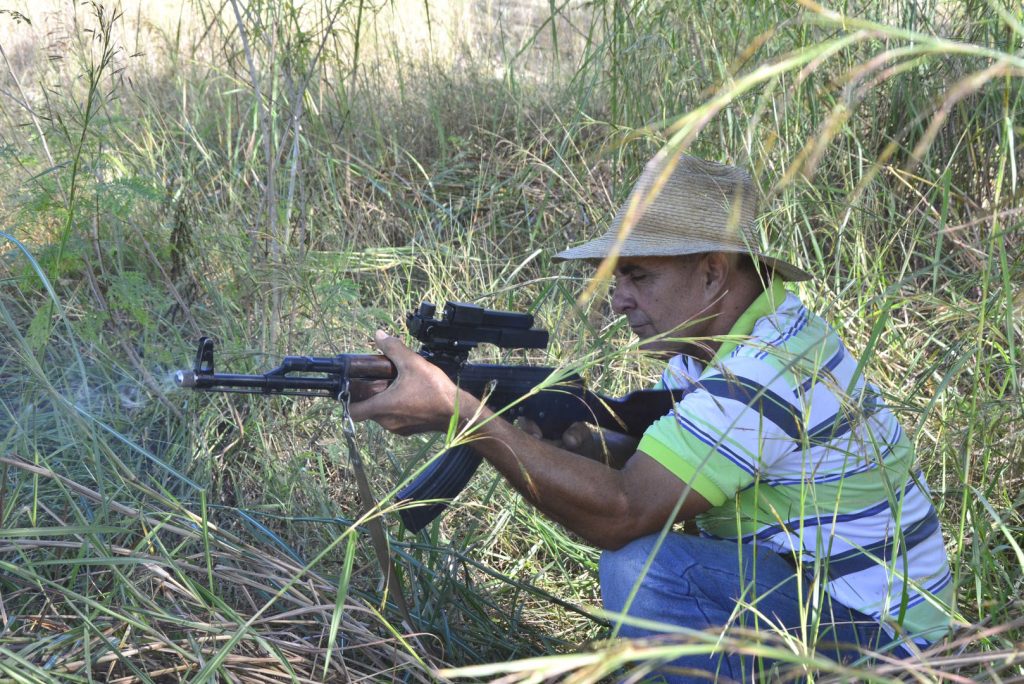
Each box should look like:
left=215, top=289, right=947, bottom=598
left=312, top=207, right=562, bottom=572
left=599, top=534, right=698, bottom=613
left=599, top=537, right=648, bottom=609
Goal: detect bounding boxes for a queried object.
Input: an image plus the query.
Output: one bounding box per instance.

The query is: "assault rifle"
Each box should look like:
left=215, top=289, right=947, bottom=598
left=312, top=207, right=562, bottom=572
left=176, top=301, right=676, bottom=532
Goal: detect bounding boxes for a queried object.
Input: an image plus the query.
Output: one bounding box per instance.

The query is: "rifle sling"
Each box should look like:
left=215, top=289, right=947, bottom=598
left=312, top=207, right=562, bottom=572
left=341, top=425, right=416, bottom=632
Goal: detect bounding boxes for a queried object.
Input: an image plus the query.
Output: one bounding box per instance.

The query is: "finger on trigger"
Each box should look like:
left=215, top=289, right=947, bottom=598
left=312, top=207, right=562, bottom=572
left=513, top=417, right=542, bottom=439
left=562, top=422, right=584, bottom=445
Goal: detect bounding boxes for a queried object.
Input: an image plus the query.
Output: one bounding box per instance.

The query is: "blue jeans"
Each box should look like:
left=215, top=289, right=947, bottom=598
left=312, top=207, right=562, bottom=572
left=600, top=533, right=909, bottom=683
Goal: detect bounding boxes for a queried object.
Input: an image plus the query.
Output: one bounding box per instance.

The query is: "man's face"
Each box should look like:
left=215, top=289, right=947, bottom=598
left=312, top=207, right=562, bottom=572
left=610, top=255, right=712, bottom=355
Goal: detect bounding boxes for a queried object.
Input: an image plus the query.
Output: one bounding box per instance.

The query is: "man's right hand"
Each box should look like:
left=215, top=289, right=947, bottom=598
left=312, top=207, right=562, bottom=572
left=513, top=418, right=639, bottom=469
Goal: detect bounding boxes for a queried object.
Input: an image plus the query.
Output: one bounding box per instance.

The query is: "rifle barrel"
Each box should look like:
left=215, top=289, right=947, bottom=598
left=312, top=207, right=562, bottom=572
left=174, top=353, right=396, bottom=400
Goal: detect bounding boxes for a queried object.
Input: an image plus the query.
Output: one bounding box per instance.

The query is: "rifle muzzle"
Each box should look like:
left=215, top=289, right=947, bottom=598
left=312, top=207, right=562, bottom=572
left=175, top=370, right=197, bottom=388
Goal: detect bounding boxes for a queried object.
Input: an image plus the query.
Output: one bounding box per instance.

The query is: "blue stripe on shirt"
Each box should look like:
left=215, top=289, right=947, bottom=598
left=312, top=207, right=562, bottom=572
left=825, top=507, right=941, bottom=579
left=674, top=413, right=758, bottom=477
left=798, top=346, right=847, bottom=393
left=699, top=376, right=803, bottom=440
left=798, top=387, right=881, bottom=450
left=865, top=566, right=953, bottom=621
left=758, top=422, right=902, bottom=488
left=746, top=478, right=919, bottom=543
left=756, top=305, right=809, bottom=360
left=900, top=568, right=953, bottom=613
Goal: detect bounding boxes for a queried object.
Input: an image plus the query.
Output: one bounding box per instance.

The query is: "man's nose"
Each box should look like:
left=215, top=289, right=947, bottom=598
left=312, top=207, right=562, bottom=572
left=611, top=286, right=632, bottom=314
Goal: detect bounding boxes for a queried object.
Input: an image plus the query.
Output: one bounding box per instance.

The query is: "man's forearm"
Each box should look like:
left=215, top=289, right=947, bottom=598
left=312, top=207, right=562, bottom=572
left=345, top=331, right=709, bottom=545
left=453, top=390, right=684, bottom=550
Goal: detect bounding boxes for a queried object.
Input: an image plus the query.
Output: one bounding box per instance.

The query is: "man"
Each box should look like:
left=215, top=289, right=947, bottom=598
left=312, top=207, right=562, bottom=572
left=350, top=151, right=953, bottom=681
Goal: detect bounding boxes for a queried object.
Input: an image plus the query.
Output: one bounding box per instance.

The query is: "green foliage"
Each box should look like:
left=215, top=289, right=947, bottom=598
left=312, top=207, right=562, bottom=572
left=0, top=0, right=1021, bottom=680
left=107, top=270, right=157, bottom=328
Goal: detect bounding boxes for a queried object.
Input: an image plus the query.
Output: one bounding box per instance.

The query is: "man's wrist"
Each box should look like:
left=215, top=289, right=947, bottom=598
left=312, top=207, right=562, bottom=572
left=451, top=389, right=486, bottom=435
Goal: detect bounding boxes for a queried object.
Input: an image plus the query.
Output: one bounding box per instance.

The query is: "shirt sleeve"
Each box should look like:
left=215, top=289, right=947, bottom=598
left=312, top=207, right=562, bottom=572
left=638, top=356, right=802, bottom=504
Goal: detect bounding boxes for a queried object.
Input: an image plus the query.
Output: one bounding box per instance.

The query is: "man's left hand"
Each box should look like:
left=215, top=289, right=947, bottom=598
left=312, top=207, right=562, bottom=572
left=348, top=331, right=463, bottom=436
left=514, top=418, right=639, bottom=469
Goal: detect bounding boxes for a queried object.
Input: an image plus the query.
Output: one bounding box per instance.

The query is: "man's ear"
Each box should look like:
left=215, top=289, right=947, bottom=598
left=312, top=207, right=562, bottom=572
left=703, top=252, right=730, bottom=293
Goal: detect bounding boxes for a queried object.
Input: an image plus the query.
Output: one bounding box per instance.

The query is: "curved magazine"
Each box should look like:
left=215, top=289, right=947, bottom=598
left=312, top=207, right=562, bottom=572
left=396, top=445, right=483, bottom=533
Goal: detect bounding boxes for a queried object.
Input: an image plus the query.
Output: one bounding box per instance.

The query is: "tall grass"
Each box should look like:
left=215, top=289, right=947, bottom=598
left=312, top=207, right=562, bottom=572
left=0, top=0, right=1021, bottom=681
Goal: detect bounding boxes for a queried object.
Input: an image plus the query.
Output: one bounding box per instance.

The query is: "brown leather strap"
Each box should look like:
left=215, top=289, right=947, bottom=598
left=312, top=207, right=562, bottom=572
left=342, top=419, right=416, bottom=632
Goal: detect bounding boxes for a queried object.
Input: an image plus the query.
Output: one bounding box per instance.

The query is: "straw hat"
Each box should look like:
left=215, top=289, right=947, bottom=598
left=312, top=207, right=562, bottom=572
left=555, top=151, right=811, bottom=282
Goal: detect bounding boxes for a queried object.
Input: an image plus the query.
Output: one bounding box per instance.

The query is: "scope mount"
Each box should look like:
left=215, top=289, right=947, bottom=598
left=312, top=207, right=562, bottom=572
left=407, top=301, right=548, bottom=363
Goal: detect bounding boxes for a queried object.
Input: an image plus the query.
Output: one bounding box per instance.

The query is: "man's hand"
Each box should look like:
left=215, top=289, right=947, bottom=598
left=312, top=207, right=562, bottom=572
left=514, top=419, right=639, bottom=469
left=563, top=422, right=639, bottom=469
left=349, top=331, right=712, bottom=549
left=348, top=331, right=462, bottom=435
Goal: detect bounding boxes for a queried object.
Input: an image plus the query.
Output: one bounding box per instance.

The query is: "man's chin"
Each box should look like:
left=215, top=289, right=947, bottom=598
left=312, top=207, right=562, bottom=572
left=637, top=338, right=681, bottom=357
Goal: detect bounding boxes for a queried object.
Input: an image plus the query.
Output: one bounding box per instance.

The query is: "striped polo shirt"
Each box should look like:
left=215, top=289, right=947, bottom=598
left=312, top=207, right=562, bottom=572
left=638, top=278, right=953, bottom=647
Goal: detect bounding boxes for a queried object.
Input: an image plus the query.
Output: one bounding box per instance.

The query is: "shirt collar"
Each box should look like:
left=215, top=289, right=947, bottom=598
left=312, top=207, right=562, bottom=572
left=707, top=277, right=787, bottom=367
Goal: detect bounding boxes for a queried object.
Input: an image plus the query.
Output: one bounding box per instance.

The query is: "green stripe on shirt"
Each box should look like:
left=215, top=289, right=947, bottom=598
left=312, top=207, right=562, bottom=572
left=638, top=432, right=728, bottom=506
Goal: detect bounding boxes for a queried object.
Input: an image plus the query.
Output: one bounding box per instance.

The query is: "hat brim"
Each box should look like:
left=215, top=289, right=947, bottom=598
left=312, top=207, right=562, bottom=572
left=554, top=234, right=812, bottom=282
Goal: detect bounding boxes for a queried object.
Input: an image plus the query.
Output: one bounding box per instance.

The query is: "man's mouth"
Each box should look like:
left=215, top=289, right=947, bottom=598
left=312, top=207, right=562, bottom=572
left=629, top=322, right=650, bottom=335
